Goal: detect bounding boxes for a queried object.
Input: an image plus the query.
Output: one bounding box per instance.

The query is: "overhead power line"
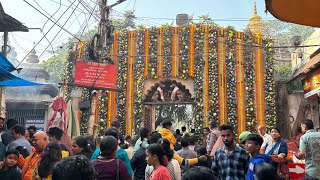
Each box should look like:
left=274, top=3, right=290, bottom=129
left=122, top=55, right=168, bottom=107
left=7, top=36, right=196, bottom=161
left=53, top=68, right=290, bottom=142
left=38, top=2, right=81, bottom=60
left=79, top=1, right=98, bottom=38
left=22, top=0, right=81, bottom=42
left=33, top=0, right=62, bottom=57
left=48, top=0, right=99, bottom=19
left=17, top=0, right=79, bottom=68
left=21, top=2, right=81, bottom=76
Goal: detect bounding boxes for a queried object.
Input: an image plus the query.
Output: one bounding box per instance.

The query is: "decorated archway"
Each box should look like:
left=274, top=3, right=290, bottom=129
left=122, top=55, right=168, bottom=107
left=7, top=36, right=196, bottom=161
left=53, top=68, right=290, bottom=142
left=143, top=79, right=195, bottom=131
left=64, top=24, right=277, bottom=137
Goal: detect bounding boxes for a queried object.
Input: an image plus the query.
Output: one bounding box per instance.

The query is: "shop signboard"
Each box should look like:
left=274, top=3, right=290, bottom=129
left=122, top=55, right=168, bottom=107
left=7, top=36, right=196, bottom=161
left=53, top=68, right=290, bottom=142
left=303, top=69, right=320, bottom=98
left=25, top=118, right=45, bottom=131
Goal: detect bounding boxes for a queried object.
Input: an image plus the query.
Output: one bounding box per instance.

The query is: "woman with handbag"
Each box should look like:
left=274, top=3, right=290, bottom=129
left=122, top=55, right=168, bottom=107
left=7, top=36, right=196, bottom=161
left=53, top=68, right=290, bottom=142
left=264, top=127, right=289, bottom=180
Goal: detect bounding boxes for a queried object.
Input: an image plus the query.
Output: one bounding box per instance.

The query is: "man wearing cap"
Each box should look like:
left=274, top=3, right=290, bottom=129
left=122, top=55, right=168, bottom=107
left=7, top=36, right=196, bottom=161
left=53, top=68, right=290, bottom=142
left=207, top=121, right=221, bottom=155
left=239, top=131, right=251, bottom=149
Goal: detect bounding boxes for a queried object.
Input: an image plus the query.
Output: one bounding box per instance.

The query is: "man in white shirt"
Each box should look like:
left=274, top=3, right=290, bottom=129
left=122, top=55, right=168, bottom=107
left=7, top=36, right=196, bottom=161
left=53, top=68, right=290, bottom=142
left=257, top=125, right=272, bottom=150
left=295, top=119, right=320, bottom=179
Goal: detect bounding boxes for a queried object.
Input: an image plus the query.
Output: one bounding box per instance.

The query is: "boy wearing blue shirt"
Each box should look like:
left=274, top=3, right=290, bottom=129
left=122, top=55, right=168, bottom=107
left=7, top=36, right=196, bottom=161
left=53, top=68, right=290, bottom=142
left=244, top=134, right=271, bottom=180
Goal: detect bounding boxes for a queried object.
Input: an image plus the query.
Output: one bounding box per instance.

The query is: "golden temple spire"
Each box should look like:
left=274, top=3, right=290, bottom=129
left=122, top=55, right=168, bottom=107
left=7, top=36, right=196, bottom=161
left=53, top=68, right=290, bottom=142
left=248, top=0, right=262, bottom=33
left=253, top=0, right=257, bottom=16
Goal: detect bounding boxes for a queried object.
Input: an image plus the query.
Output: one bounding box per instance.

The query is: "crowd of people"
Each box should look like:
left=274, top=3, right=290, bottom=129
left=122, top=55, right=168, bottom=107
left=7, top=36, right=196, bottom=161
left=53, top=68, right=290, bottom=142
left=0, top=116, right=319, bottom=180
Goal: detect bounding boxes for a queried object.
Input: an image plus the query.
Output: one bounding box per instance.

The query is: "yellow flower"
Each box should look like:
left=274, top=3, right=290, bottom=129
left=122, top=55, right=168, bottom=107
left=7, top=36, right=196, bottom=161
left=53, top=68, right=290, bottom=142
left=228, top=32, right=233, bottom=38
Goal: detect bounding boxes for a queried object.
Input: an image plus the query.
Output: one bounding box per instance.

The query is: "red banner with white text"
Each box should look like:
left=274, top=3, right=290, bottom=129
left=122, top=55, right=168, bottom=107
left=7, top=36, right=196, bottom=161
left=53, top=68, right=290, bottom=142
left=74, top=61, right=117, bottom=89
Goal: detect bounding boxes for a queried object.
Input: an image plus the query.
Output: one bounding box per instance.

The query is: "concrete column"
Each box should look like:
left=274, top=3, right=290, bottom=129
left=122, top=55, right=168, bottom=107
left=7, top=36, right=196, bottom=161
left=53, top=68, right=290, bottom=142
left=275, top=81, right=290, bottom=139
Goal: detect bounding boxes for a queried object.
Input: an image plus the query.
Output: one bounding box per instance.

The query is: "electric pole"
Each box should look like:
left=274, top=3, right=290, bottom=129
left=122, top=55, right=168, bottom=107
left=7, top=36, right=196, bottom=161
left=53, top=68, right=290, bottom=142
left=97, top=0, right=126, bottom=62
left=98, top=0, right=107, bottom=53
left=87, top=0, right=127, bottom=136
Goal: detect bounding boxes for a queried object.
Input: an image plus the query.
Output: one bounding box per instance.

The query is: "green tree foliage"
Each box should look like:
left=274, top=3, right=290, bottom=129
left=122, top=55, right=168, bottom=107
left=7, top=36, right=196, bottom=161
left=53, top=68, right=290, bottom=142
left=274, top=64, right=303, bottom=91
left=41, top=54, right=67, bottom=83
left=261, top=20, right=316, bottom=42
left=261, top=20, right=314, bottom=92
left=155, top=104, right=191, bottom=128
left=198, top=14, right=215, bottom=25
left=113, top=10, right=136, bottom=31
left=275, top=64, right=292, bottom=81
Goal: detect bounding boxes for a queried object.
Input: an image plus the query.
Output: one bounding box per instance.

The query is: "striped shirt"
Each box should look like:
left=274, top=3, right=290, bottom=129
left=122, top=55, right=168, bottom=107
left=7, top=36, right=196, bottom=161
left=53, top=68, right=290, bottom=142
left=211, top=145, right=249, bottom=180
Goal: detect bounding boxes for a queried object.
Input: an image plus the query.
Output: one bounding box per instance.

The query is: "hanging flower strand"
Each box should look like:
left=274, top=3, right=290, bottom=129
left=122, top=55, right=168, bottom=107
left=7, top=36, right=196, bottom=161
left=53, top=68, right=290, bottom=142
left=264, top=38, right=277, bottom=130
left=163, top=25, right=172, bottom=78
left=148, top=27, right=158, bottom=79
left=244, top=30, right=256, bottom=132
left=116, top=29, right=129, bottom=129
left=179, top=25, right=190, bottom=79
left=133, top=28, right=145, bottom=135
left=225, top=26, right=237, bottom=134
left=193, top=24, right=205, bottom=136
left=208, top=25, right=219, bottom=122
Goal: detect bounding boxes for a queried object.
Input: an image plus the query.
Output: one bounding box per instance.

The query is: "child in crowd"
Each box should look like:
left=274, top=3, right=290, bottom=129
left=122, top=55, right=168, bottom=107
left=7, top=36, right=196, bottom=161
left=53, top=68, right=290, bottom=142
left=0, top=149, right=22, bottom=180
left=244, top=134, right=271, bottom=180
left=195, top=146, right=212, bottom=168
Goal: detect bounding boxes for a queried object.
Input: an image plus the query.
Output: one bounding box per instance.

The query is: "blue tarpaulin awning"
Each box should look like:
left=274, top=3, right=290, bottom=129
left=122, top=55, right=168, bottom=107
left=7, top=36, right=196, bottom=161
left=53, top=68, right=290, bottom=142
left=0, top=53, right=20, bottom=72
left=0, top=54, right=42, bottom=86
left=0, top=66, right=42, bottom=86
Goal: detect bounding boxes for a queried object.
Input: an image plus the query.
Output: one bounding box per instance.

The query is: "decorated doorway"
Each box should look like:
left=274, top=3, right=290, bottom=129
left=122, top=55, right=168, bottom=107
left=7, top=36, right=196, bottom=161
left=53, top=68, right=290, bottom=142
left=143, top=79, right=195, bottom=131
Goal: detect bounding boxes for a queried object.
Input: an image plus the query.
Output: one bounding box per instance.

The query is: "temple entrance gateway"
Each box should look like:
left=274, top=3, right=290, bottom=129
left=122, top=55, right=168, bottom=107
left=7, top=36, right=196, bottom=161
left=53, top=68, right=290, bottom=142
left=67, top=23, right=277, bottom=137
left=143, top=79, right=195, bottom=132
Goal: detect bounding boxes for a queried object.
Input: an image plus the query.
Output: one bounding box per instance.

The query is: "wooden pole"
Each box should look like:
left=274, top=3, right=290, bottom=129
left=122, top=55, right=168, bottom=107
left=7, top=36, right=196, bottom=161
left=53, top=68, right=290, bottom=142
left=0, top=32, right=8, bottom=118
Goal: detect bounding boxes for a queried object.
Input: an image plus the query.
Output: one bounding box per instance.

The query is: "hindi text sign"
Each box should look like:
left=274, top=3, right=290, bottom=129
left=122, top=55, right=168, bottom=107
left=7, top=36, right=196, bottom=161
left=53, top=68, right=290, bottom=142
left=74, top=61, right=117, bottom=89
